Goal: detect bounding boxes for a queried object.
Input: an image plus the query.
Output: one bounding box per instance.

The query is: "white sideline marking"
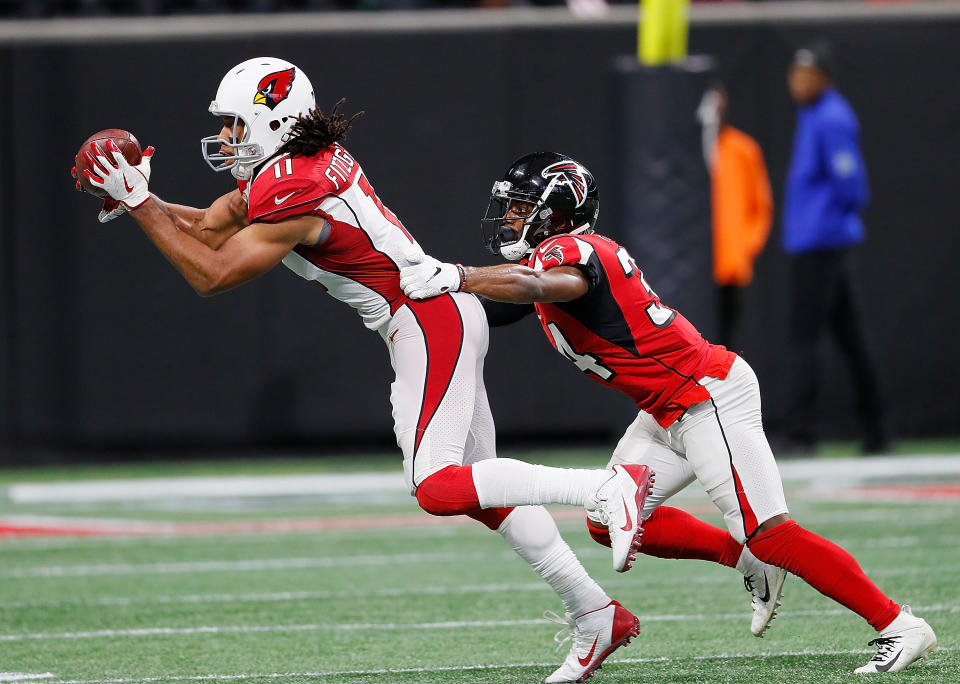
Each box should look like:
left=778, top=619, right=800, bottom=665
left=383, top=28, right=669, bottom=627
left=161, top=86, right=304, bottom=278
left=777, top=454, right=960, bottom=487
left=8, top=473, right=405, bottom=503
left=23, top=647, right=960, bottom=683
left=3, top=604, right=957, bottom=642
left=0, top=550, right=509, bottom=579
left=7, top=454, right=960, bottom=504
left=0, top=676, right=55, bottom=683
left=0, top=620, right=547, bottom=642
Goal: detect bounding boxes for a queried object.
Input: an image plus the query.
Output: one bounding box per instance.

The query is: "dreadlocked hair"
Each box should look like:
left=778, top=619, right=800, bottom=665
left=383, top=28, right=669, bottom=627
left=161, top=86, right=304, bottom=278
left=280, top=99, right=364, bottom=157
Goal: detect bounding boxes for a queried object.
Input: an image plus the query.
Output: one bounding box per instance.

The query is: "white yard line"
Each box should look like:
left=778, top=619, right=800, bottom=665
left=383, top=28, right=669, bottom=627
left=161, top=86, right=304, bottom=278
left=0, top=620, right=548, bottom=642
left=4, top=535, right=956, bottom=580
left=0, top=582, right=556, bottom=608
left=0, top=676, right=55, bottom=683
left=0, top=550, right=512, bottom=579
left=7, top=454, right=960, bottom=504
left=0, top=575, right=726, bottom=609
left=20, top=647, right=959, bottom=684
left=1, top=553, right=956, bottom=613
left=2, top=605, right=957, bottom=643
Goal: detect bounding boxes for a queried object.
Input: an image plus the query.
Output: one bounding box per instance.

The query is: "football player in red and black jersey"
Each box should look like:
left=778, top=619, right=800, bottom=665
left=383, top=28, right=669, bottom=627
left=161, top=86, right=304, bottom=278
left=79, top=59, right=666, bottom=683
left=399, top=152, right=937, bottom=675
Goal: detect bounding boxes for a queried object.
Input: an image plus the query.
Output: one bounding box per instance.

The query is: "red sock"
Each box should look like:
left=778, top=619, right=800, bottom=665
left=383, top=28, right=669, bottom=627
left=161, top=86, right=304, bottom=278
left=747, top=520, right=900, bottom=630
left=586, top=506, right=742, bottom=569
left=640, top=507, right=743, bottom=567
left=586, top=517, right=612, bottom=547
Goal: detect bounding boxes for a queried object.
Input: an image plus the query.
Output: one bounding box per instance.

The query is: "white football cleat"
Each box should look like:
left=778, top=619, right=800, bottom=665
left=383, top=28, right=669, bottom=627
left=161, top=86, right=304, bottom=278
left=854, top=605, right=937, bottom=673
left=544, top=600, right=641, bottom=683
left=737, top=547, right=787, bottom=637
left=587, top=464, right=654, bottom=572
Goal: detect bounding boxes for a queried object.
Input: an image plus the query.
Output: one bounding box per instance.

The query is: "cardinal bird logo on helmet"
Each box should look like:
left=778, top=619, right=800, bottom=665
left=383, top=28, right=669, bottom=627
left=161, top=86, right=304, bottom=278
left=254, top=68, right=296, bottom=110
left=541, top=160, right=589, bottom=208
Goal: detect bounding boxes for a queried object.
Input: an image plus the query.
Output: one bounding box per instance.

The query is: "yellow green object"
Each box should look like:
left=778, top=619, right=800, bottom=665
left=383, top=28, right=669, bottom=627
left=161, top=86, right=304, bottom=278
left=639, top=0, right=690, bottom=64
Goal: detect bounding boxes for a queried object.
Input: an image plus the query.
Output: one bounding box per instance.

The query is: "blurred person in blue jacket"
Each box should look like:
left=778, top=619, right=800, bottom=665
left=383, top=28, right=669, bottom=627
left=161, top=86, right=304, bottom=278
left=782, top=42, right=890, bottom=456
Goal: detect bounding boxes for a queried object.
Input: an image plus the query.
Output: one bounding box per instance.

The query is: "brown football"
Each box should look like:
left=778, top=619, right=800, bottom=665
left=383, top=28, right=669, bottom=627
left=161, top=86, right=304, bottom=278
left=73, top=129, right=142, bottom=198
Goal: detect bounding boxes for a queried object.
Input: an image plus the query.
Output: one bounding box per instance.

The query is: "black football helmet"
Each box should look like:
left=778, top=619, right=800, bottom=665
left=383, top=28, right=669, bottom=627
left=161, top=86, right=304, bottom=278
left=481, top=152, right=600, bottom=260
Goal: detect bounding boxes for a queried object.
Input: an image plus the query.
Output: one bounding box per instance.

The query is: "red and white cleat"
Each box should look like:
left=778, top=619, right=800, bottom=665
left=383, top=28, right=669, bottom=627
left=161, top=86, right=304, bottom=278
left=544, top=600, right=641, bottom=683
left=587, top=464, right=654, bottom=572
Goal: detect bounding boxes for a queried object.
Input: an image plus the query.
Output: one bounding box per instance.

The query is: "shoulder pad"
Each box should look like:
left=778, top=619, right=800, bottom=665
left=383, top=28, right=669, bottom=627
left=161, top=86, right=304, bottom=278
left=247, top=154, right=326, bottom=224
left=530, top=235, right=594, bottom=272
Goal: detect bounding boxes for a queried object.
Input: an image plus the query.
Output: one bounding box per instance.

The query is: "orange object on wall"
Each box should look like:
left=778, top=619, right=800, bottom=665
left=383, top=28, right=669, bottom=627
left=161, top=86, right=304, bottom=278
left=711, top=125, right=773, bottom=286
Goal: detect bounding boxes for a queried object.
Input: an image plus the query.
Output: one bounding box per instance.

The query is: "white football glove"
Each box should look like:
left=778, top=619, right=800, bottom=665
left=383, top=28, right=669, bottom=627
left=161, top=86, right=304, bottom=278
left=400, top=258, right=463, bottom=300
left=88, top=146, right=154, bottom=223
left=402, top=241, right=426, bottom=266
left=82, top=140, right=153, bottom=211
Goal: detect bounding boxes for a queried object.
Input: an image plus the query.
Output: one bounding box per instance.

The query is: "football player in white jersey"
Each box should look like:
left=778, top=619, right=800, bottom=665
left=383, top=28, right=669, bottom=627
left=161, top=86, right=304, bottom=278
left=77, top=57, right=656, bottom=683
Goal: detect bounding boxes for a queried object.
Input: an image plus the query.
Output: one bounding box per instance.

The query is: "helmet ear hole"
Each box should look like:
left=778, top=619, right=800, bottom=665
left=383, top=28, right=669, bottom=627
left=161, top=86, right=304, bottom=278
left=269, top=120, right=281, bottom=132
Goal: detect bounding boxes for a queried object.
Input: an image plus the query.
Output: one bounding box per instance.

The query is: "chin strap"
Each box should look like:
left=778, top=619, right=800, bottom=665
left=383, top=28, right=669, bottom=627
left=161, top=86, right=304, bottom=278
left=500, top=222, right=592, bottom=262
left=231, top=163, right=254, bottom=181
left=500, top=225, right=533, bottom=261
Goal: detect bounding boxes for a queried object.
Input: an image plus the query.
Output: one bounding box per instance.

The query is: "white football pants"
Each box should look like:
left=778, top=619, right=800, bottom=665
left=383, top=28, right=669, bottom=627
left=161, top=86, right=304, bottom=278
left=609, top=356, right=788, bottom=543
left=386, top=291, right=496, bottom=492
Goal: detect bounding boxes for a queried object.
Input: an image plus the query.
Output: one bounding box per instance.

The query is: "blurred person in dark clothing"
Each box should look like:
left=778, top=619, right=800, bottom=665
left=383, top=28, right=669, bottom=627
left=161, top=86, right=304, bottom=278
left=698, top=83, right=773, bottom=351
left=782, top=42, right=890, bottom=455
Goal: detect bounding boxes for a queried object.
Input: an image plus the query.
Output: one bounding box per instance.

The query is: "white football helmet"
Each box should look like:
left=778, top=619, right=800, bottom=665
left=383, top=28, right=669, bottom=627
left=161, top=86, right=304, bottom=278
left=201, top=57, right=315, bottom=180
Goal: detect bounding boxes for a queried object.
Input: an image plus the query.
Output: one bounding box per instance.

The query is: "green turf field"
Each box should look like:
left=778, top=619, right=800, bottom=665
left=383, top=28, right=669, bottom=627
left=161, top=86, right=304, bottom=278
left=0, top=448, right=957, bottom=684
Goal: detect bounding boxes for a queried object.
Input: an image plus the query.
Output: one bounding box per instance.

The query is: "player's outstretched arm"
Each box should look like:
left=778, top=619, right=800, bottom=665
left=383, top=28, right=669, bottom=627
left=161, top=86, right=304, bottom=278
left=461, top=264, right=588, bottom=303
left=85, top=140, right=323, bottom=296
left=153, top=189, right=250, bottom=250
left=400, top=259, right=588, bottom=304
left=130, top=200, right=322, bottom=296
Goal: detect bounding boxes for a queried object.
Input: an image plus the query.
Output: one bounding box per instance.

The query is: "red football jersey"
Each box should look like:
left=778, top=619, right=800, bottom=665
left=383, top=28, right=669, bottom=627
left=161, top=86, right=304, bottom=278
left=527, top=233, right=735, bottom=427
left=243, top=144, right=418, bottom=331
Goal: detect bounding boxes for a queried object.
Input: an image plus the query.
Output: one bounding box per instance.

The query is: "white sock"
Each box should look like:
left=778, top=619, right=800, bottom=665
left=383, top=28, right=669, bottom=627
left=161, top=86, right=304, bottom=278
left=471, top=458, right=609, bottom=509
left=735, top=545, right=756, bottom=575
left=499, top=506, right=610, bottom=616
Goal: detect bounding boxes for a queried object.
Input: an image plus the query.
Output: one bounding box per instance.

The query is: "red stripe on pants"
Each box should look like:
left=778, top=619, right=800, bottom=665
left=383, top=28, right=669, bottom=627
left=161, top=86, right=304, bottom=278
left=407, top=296, right=464, bottom=457
left=731, top=465, right=759, bottom=539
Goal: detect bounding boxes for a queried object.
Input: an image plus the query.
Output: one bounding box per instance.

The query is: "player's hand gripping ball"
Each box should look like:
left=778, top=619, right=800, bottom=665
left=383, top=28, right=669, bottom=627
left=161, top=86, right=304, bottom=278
left=71, top=129, right=155, bottom=223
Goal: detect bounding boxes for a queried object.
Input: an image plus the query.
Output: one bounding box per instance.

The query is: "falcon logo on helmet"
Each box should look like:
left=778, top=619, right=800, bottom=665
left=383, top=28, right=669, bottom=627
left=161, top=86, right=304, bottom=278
left=541, top=161, right=588, bottom=208
left=254, top=68, right=296, bottom=111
